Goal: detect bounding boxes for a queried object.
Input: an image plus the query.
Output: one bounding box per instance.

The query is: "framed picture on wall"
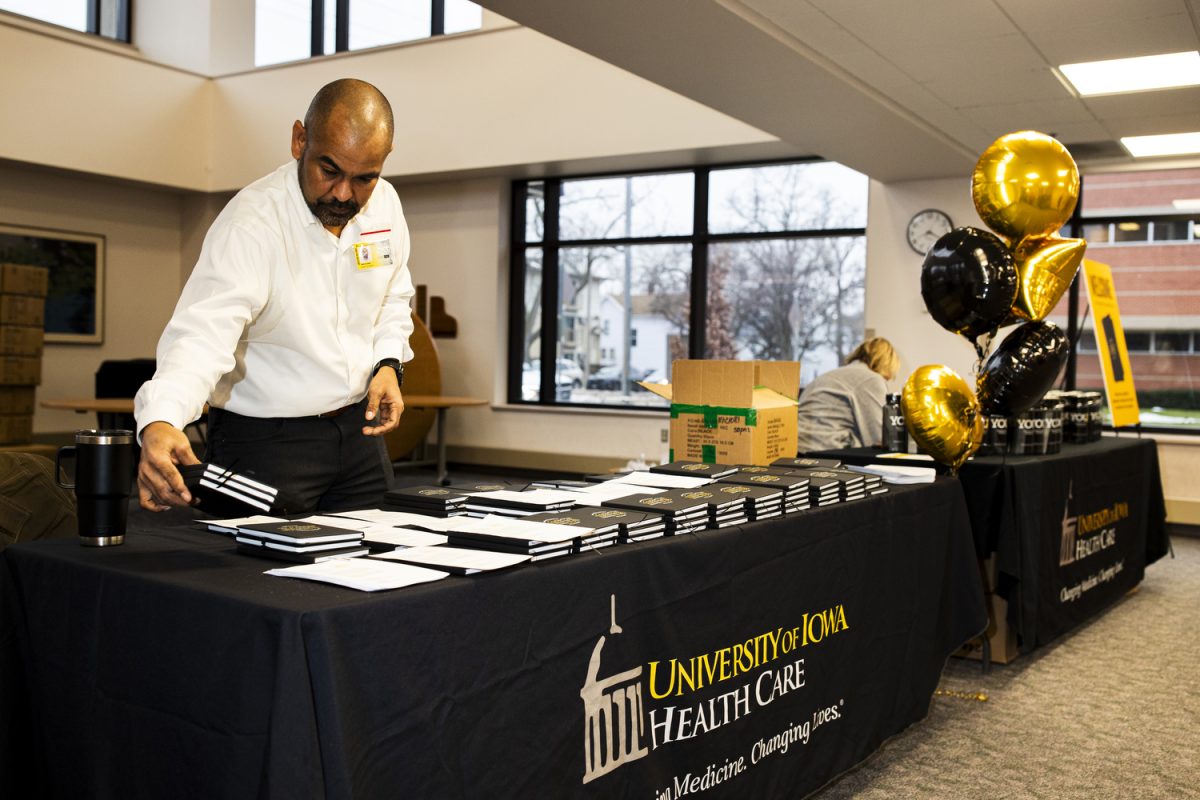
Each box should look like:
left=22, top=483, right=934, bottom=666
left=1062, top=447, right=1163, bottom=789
left=0, top=223, right=105, bottom=344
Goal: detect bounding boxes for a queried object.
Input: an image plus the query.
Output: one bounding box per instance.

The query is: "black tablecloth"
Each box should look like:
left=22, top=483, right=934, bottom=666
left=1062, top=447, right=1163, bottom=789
left=810, top=438, right=1169, bottom=654
left=1, top=479, right=984, bottom=800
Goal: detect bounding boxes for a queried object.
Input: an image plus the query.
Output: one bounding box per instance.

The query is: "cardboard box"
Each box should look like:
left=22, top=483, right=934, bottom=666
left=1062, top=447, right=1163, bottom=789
left=0, top=264, right=49, bottom=297
left=956, top=591, right=1018, bottom=665
left=0, top=356, right=42, bottom=386
left=0, top=386, right=36, bottom=415
left=0, top=325, right=44, bottom=356
left=0, top=294, right=45, bottom=327
left=640, top=360, right=800, bottom=466
left=0, top=413, right=33, bottom=445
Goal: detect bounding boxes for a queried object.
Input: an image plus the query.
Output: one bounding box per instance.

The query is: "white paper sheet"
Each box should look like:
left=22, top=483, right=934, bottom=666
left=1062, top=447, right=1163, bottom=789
left=372, top=545, right=529, bottom=573
left=360, top=527, right=449, bottom=547
left=265, top=558, right=449, bottom=591
left=608, top=471, right=713, bottom=489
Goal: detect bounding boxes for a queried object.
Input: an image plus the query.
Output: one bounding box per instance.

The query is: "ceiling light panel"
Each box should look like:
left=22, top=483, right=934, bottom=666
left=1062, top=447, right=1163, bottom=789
left=1059, top=51, right=1200, bottom=96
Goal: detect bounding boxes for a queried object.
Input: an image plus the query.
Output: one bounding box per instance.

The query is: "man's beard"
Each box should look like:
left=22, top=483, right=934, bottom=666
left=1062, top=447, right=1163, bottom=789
left=308, top=197, right=359, bottom=227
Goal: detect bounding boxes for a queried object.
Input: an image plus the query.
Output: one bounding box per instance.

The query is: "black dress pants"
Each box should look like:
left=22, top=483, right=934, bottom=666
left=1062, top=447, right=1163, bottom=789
left=205, top=397, right=393, bottom=514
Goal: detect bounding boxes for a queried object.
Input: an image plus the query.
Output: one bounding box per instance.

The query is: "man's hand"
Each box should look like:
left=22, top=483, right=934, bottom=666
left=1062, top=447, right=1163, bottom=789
left=363, top=367, right=404, bottom=436
left=137, top=421, right=201, bottom=511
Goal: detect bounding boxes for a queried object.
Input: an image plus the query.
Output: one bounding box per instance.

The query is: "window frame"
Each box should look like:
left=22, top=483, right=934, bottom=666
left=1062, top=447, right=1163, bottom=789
left=1, top=0, right=130, bottom=42
left=310, top=0, right=455, bottom=57
left=507, top=158, right=869, bottom=409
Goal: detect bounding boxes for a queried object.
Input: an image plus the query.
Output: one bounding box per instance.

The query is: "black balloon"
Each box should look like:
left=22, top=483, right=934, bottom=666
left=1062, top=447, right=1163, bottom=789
left=920, top=227, right=1019, bottom=341
left=976, top=321, right=1068, bottom=416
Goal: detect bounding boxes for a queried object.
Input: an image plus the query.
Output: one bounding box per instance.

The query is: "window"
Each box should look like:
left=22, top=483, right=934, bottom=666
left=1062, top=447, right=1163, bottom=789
left=1055, top=167, right=1200, bottom=431
left=256, top=0, right=482, bottom=67
left=0, top=0, right=129, bottom=42
left=510, top=161, right=869, bottom=407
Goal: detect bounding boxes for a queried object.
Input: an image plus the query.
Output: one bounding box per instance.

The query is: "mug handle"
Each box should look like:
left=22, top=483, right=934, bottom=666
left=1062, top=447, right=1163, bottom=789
left=56, top=445, right=76, bottom=490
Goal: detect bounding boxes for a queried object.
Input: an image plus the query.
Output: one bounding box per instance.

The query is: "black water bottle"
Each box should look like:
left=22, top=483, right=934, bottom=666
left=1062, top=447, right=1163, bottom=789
left=882, top=393, right=908, bottom=452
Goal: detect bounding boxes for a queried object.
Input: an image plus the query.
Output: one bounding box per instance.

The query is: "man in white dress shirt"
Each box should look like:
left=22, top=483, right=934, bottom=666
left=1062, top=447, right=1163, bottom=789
left=134, top=78, right=414, bottom=513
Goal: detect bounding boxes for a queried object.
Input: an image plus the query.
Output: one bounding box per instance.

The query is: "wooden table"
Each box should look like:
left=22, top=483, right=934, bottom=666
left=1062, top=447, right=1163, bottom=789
left=41, top=394, right=488, bottom=484
left=394, top=394, right=487, bottom=483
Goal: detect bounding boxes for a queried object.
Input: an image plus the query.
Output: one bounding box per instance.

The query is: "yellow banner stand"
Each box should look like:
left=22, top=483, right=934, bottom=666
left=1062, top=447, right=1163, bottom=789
left=1081, top=259, right=1140, bottom=428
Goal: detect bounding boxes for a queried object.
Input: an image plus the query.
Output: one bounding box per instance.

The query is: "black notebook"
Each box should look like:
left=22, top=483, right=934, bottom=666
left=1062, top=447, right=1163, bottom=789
left=237, top=519, right=363, bottom=546
left=236, top=541, right=368, bottom=563
left=772, top=457, right=843, bottom=469
left=650, top=461, right=740, bottom=479
left=180, top=462, right=304, bottom=517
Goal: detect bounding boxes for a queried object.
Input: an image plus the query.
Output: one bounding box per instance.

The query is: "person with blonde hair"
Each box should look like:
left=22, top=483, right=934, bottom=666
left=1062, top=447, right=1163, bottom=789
left=795, top=337, right=900, bottom=452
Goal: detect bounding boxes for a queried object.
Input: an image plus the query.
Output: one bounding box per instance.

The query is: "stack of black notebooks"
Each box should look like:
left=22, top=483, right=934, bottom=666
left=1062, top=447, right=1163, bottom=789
left=532, top=506, right=666, bottom=543
left=520, top=508, right=622, bottom=552
left=672, top=487, right=747, bottom=528
left=460, top=489, right=580, bottom=518
left=710, top=483, right=784, bottom=521
left=650, top=460, right=740, bottom=480
left=602, top=489, right=709, bottom=535
left=718, top=471, right=812, bottom=513
left=444, top=522, right=577, bottom=562
left=383, top=485, right=469, bottom=517
left=233, top=518, right=367, bottom=563
left=794, top=468, right=867, bottom=503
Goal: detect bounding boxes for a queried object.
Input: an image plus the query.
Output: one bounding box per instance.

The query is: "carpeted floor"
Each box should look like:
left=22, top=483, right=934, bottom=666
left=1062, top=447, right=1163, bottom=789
left=814, top=535, right=1200, bottom=799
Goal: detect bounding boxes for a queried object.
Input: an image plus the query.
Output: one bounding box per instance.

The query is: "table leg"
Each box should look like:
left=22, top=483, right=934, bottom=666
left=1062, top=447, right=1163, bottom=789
left=435, top=407, right=449, bottom=486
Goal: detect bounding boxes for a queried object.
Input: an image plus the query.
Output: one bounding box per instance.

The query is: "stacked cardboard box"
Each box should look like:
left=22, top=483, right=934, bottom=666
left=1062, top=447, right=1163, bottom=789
left=0, top=264, right=48, bottom=444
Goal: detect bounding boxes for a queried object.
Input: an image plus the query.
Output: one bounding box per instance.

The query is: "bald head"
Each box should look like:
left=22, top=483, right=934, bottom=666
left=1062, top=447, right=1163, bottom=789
left=303, top=78, right=394, bottom=145
left=291, top=79, right=395, bottom=233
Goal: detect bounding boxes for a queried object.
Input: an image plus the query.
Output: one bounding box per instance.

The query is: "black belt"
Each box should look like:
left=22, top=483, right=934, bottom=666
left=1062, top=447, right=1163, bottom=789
left=316, top=404, right=357, bottom=419
left=210, top=402, right=360, bottom=422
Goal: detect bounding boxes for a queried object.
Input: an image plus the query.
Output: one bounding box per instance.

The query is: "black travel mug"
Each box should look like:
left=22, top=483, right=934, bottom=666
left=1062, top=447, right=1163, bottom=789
left=56, top=429, right=135, bottom=546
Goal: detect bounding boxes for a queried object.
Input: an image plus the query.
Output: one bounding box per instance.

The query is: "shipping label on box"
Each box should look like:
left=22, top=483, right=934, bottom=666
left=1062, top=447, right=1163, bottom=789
left=641, top=359, right=800, bottom=466
left=0, top=264, right=50, bottom=297
left=0, top=356, right=42, bottom=386
left=0, top=294, right=46, bottom=327
left=0, top=413, right=34, bottom=445
left=0, top=386, right=36, bottom=415
left=0, top=325, right=44, bottom=356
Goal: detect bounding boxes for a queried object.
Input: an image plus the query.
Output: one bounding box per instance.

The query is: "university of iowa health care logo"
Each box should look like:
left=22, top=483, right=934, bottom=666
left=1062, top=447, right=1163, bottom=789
left=580, top=596, right=649, bottom=783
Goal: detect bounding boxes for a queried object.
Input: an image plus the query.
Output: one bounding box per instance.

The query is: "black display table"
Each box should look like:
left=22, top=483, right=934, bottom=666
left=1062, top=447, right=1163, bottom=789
left=1, top=480, right=984, bottom=800
left=810, top=438, right=1169, bottom=656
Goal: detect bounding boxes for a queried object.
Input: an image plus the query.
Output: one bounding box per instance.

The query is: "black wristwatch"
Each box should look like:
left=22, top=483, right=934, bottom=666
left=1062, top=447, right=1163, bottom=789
left=373, top=358, right=404, bottom=386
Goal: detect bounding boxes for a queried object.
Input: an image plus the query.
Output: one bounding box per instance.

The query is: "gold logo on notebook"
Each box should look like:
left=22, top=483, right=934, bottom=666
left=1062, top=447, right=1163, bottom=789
left=278, top=524, right=319, bottom=532
left=681, top=491, right=712, bottom=499
left=640, top=497, right=671, bottom=506
left=592, top=510, right=624, bottom=519
left=751, top=475, right=779, bottom=483
left=419, top=489, right=449, bottom=495
left=720, top=486, right=750, bottom=494
left=682, top=464, right=708, bottom=471
left=545, top=517, right=581, bottom=526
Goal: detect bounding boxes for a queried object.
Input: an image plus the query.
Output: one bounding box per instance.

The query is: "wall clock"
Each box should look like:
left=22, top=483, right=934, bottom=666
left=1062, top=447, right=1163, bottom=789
left=906, top=209, right=953, bottom=255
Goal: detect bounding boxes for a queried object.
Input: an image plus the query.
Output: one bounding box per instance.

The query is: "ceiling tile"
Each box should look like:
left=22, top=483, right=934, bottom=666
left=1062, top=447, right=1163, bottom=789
left=1024, top=12, right=1198, bottom=65
left=922, top=67, right=1067, bottom=107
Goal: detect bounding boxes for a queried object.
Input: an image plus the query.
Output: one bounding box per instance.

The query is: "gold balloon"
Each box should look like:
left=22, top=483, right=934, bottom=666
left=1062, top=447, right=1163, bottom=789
left=901, top=365, right=983, bottom=472
left=972, top=131, right=1080, bottom=241
left=1011, top=235, right=1087, bottom=321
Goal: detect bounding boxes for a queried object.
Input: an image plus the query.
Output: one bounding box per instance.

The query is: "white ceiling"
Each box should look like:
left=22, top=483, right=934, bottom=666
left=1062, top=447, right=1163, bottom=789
left=475, top=0, right=1200, bottom=182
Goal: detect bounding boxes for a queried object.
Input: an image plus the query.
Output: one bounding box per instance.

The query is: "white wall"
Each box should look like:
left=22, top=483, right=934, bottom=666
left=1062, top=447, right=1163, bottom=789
left=0, top=162, right=184, bottom=434
left=864, top=175, right=983, bottom=391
